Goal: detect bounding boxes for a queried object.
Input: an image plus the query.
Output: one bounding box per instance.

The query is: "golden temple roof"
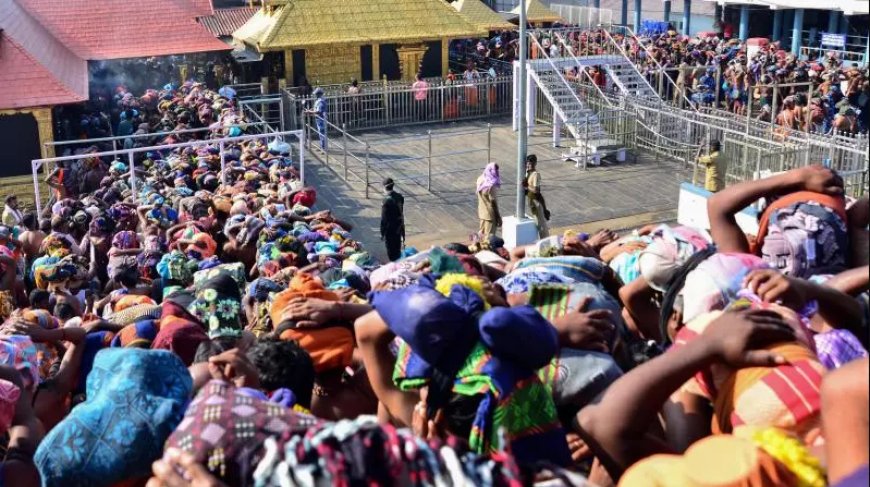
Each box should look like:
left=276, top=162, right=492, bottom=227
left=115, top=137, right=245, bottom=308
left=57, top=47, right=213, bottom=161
left=511, top=0, right=565, bottom=23
left=449, top=0, right=515, bottom=32
left=234, top=0, right=488, bottom=51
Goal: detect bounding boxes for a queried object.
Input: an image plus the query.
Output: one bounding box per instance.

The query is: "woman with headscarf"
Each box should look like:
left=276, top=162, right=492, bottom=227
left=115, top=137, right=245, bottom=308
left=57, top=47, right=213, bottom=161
left=476, top=163, right=502, bottom=238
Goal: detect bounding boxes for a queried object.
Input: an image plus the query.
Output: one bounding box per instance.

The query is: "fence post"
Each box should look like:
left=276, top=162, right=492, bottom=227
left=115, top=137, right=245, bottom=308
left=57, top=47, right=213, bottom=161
left=342, top=123, right=349, bottom=182
left=127, top=150, right=137, bottom=200
left=714, top=67, right=722, bottom=110
left=583, top=113, right=589, bottom=170
left=441, top=86, right=446, bottom=123
left=487, top=123, right=492, bottom=164
left=427, top=130, right=433, bottom=191
left=365, top=143, right=370, bottom=199
left=324, top=117, right=329, bottom=168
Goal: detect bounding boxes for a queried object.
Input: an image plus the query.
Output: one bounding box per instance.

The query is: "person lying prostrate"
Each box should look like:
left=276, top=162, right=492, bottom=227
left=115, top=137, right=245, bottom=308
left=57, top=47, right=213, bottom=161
left=577, top=307, right=813, bottom=482
left=707, top=165, right=851, bottom=278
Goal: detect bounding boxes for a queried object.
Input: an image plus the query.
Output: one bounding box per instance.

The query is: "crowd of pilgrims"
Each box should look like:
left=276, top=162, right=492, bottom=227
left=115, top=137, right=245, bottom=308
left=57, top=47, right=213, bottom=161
left=0, top=80, right=866, bottom=487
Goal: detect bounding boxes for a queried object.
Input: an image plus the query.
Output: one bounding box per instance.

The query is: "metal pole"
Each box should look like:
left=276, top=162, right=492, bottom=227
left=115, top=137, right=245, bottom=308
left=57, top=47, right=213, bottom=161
left=279, top=97, right=286, bottom=132
left=715, top=67, right=722, bottom=110
left=323, top=116, right=329, bottom=167
left=299, top=132, right=305, bottom=186
left=128, top=150, right=137, bottom=199
left=427, top=130, right=433, bottom=191
left=32, top=162, right=41, bottom=217
left=342, top=123, right=349, bottom=181
left=365, top=143, right=370, bottom=199
left=516, top=0, right=528, bottom=219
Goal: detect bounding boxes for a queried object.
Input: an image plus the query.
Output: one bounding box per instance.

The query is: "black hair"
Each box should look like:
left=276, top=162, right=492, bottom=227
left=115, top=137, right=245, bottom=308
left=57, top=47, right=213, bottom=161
left=29, top=289, right=50, bottom=309
left=53, top=302, right=77, bottom=322
left=526, top=154, right=537, bottom=164
left=443, top=393, right=484, bottom=440
left=22, top=212, right=37, bottom=230
left=115, top=265, right=139, bottom=288
left=659, top=245, right=717, bottom=344
left=192, top=336, right=239, bottom=364
left=246, top=338, right=315, bottom=409
left=444, top=242, right=472, bottom=255
left=39, top=219, right=51, bottom=233
left=710, top=140, right=721, bottom=151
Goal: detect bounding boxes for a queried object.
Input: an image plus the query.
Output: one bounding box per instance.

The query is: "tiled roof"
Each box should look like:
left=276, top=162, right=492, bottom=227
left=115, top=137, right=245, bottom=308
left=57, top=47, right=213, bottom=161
left=0, top=34, right=88, bottom=109
left=198, top=6, right=258, bottom=37
left=14, top=0, right=230, bottom=60
left=188, top=0, right=214, bottom=15
left=511, top=0, right=565, bottom=23
left=0, top=0, right=88, bottom=109
left=450, top=0, right=516, bottom=31
left=234, top=0, right=488, bottom=51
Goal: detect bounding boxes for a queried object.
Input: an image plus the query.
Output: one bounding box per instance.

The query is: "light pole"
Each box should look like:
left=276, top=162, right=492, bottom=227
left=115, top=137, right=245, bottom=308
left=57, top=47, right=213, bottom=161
left=516, top=0, right=527, bottom=221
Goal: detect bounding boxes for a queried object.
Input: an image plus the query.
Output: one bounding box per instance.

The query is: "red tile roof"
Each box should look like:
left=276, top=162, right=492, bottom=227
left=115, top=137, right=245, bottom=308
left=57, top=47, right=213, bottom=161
left=0, top=0, right=88, bottom=109
left=188, top=0, right=214, bottom=16
left=197, top=6, right=257, bottom=37
left=0, top=34, right=88, bottom=109
left=14, top=0, right=230, bottom=60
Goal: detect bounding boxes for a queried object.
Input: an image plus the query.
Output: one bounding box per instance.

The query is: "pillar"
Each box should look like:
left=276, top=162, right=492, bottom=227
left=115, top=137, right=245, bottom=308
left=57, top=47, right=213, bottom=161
left=593, top=0, right=600, bottom=9
left=526, top=70, right=536, bottom=130
left=739, top=5, right=750, bottom=41
left=682, top=0, right=691, bottom=35
left=839, top=13, right=849, bottom=35
left=284, top=49, right=294, bottom=84
left=633, top=0, right=642, bottom=31
left=621, top=0, right=628, bottom=25
left=663, top=0, right=671, bottom=23
left=441, top=39, right=450, bottom=77
left=714, top=3, right=722, bottom=21
left=372, top=43, right=380, bottom=80
left=773, top=10, right=783, bottom=41
left=33, top=108, right=55, bottom=159
left=784, top=9, right=794, bottom=46
left=827, top=11, right=840, bottom=34
left=791, top=8, right=804, bottom=55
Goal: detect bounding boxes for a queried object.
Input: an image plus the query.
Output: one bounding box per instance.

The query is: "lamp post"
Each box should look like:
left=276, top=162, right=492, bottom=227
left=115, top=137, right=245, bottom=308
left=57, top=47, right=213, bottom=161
left=516, top=0, right=527, bottom=220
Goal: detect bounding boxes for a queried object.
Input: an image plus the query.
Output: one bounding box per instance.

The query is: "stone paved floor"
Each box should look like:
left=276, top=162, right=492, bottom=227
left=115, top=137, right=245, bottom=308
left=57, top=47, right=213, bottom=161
left=304, top=117, right=691, bottom=261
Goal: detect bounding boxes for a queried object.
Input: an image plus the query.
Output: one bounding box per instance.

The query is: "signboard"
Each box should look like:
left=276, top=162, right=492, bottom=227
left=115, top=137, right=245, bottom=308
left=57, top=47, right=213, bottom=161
left=821, top=32, right=847, bottom=48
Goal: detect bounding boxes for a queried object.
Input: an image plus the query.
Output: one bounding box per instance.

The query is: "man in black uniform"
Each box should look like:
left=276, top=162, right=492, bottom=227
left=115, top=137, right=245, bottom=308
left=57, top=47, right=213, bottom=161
left=380, top=178, right=405, bottom=261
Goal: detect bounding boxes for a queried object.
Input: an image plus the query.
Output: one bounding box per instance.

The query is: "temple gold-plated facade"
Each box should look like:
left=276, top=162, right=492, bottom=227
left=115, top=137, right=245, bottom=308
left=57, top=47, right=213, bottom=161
left=233, top=0, right=488, bottom=84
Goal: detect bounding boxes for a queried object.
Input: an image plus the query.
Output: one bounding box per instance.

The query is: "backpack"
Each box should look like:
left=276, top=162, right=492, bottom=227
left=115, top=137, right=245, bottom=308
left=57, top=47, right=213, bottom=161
left=755, top=191, right=848, bottom=278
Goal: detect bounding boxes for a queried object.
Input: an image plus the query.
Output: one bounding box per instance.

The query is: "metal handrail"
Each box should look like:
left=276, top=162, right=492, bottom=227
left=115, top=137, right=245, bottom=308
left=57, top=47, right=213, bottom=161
left=552, top=30, right=615, bottom=108
left=599, top=28, right=670, bottom=101
left=607, top=25, right=697, bottom=111
left=528, top=32, right=601, bottom=135
left=45, top=122, right=267, bottom=149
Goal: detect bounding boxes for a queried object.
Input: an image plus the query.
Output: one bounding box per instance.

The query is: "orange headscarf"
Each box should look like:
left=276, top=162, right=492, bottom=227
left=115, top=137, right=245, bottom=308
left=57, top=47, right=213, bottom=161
left=270, top=273, right=353, bottom=373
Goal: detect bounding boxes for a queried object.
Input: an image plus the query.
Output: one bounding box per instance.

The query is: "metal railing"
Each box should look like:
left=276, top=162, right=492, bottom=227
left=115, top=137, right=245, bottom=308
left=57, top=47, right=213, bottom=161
left=44, top=122, right=269, bottom=155
left=285, top=76, right=513, bottom=133
left=31, top=129, right=306, bottom=215
left=606, top=25, right=696, bottom=110
left=225, top=83, right=266, bottom=99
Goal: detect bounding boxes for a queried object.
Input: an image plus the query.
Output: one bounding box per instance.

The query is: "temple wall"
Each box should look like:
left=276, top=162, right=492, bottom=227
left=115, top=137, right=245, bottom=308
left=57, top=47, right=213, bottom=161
left=303, top=45, right=361, bottom=85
